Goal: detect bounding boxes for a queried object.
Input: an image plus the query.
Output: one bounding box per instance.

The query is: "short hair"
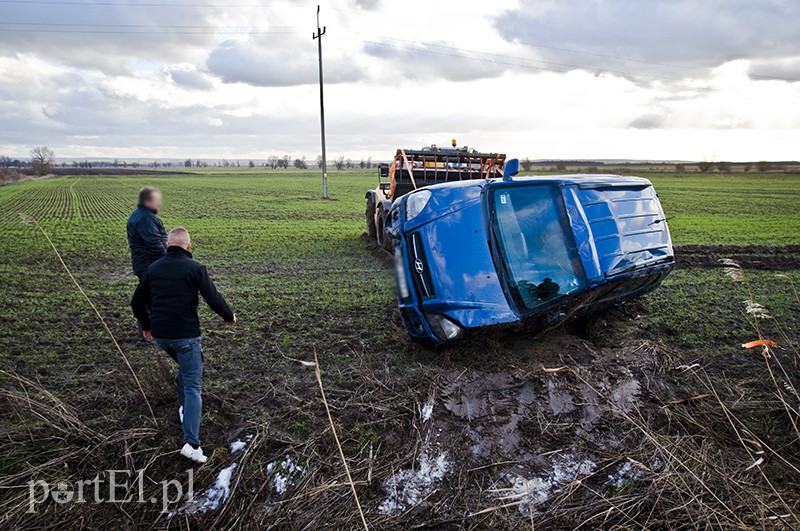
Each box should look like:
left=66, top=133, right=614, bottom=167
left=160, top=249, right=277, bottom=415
left=167, top=227, right=191, bottom=247
left=138, top=186, right=160, bottom=205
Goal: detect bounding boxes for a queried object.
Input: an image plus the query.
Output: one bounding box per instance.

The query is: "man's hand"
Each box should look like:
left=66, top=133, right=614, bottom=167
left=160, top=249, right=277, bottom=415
left=142, top=330, right=153, bottom=341
left=228, top=313, right=237, bottom=325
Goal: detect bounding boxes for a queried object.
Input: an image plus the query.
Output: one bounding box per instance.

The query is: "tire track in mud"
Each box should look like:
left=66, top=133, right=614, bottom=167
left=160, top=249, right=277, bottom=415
left=675, top=245, right=800, bottom=270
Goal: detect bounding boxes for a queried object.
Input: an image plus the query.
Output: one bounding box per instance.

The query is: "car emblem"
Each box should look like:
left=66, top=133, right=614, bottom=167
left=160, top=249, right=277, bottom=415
left=414, top=259, right=424, bottom=274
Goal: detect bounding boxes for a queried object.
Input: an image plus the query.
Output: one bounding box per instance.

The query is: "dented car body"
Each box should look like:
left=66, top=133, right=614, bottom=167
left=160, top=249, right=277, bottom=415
left=384, top=174, right=675, bottom=344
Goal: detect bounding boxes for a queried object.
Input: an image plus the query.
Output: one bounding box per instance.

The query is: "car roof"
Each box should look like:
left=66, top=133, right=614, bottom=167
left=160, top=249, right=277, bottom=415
left=420, top=174, right=652, bottom=192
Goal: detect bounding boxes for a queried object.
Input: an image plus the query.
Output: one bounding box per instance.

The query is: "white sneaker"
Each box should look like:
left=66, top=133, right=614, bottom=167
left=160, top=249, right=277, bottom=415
left=179, top=406, right=184, bottom=423
left=180, top=443, right=208, bottom=464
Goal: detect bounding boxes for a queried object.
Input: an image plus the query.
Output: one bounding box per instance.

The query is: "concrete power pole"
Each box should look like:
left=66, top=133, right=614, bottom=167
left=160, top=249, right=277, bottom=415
left=313, top=5, right=328, bottom=199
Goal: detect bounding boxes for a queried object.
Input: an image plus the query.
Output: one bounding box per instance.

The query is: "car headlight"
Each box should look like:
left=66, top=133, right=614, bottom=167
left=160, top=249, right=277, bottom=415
left=427, top=314, right=463, bottom=341
left=405, top=190, right=431, bottom=221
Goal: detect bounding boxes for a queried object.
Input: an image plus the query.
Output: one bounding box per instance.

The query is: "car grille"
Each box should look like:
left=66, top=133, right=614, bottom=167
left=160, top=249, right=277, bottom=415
left=408, top=232, right=434, bottom=299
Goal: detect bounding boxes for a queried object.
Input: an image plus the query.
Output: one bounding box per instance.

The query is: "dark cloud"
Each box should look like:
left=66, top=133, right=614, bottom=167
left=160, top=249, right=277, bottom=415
left=0, top=74, right=319, bottom=154
left=0, top=1, right=218, bottom=73
left=495, top=0, right=800, bottom=82
left=352, top=0, right=381, bottom=11
left=749, top=57, right=800, bottom=82
left=630, top=112, right=666, bottom=130
left=167, top=67, right=214, bottom=91
left=364, top=40, right=508, bottom=82
left=206, top=37, right=365, bottom=87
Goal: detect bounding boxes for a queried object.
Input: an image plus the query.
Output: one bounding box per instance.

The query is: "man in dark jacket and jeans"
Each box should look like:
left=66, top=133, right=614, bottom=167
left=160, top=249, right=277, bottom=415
left=131, top=227, right=236, bottom=464
left=127, top=187, right=167, bottom=279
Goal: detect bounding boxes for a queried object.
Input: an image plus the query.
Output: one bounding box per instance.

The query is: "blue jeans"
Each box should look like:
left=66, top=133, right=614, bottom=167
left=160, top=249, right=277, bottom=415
left=154, top=337, right=203, bottom=446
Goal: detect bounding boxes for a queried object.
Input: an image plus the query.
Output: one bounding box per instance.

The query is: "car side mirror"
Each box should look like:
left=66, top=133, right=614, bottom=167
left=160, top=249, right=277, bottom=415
left=503, top=158, right=520, bottom=181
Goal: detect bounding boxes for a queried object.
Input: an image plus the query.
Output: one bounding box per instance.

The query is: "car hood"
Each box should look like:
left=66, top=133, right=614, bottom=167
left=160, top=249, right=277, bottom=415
left=412, top=198, right=517, bottom=328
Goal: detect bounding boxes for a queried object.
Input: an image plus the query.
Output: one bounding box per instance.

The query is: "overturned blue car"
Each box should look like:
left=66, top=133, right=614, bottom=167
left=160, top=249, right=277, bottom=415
left=365, top=144, right=674, bottom=345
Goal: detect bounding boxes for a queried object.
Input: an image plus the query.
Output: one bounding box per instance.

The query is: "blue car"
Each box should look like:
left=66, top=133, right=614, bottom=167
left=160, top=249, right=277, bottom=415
left=379, top=160, right=675, bottom=344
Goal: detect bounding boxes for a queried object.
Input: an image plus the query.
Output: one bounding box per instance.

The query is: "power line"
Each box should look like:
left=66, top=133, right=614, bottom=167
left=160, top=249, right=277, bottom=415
left=367, top=37, right=692, bottom=84
left=0, top=28, right=300, bottom=34
left=334, top=7, right=800, bottom=83
left=1, top=8, right=796, bottom=84
left=364, top=40, right=715, bottom=91
left=0, top=20, right=297, bottom=28
left=0, top=0, right=309, bottom=6
left=365, top=36, right=800, bottom=84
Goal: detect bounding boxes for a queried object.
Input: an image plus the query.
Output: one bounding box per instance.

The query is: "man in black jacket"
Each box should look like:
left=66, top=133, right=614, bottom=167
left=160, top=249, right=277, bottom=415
left=131, top=227, right=236, bottom=464
left=127, top=187, right=167, bottom=279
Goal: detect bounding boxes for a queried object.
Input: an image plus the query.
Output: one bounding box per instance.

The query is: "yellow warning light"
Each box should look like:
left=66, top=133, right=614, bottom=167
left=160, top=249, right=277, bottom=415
left=451, top=138, right=457, bottom=147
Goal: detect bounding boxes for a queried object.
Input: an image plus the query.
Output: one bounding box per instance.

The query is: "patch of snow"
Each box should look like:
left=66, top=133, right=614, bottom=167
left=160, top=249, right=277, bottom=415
left=230, top=434, right=253, bottom=454
left=743, top=300, right=772, bottom=319
left=266, top=455, right=303, bottom=495
left=502, top=454, right=596, bottom=513
left=610, top=379, right=641, bottom=413
left=379, top=452, right=449, bottom=515
left=420, top=397, right=434, bottom=422
left=183, top=463, right=237, bottom=514
left=605, top=460, right=644, bottom=489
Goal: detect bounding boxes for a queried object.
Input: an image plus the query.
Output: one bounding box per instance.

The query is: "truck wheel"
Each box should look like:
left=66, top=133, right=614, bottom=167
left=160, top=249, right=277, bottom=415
left=376, top=208, right=388, bottom=250
left=366, top=195, right=377, bottom=238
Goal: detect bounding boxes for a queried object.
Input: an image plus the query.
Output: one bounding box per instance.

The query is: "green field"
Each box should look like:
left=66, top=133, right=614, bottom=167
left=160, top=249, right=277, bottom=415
left=647, top=173, right=800, bottom=245
left=1, top=171, right=799, bottom=529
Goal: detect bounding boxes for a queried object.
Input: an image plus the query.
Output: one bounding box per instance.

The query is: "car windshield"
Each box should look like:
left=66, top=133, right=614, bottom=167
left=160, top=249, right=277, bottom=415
left=490, top=184, right=587, bottom=312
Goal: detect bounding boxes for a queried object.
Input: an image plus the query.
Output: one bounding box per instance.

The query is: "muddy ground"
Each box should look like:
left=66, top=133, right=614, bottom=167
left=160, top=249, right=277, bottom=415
left=2, top=227, right=798, bottom=530
left=247, top=243, right=798, bottom=529
left=376, top=330, right=680, bottom=525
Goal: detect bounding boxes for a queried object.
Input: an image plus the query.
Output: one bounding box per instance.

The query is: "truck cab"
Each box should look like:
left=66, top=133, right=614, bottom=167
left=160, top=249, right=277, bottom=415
left=366, top=147, right=674, bottom=344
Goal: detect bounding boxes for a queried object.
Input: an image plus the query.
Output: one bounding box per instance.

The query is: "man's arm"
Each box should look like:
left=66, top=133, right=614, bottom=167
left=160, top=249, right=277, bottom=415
left=137, top=216, right=167, bottom=260
left=131, top=276, right=152, bottom=332
left=197, top=266, right=235, bottom=322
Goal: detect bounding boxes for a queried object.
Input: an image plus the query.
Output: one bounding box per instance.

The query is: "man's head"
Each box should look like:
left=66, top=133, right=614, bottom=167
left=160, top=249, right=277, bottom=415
left=167, top=227, right=191, bottom=250
left=138, top=187, right=162, bottom=212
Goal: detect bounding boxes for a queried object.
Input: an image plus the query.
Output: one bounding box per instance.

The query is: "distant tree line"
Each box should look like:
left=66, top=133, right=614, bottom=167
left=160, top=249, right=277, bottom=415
left=692, top=161, right=776, bottom=173
left=2, top=149, right=793, bottom=177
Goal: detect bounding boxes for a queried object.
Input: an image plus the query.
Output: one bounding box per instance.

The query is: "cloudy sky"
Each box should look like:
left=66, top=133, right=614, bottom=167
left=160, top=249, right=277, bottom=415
left=0, top=0, right=799, bottom=161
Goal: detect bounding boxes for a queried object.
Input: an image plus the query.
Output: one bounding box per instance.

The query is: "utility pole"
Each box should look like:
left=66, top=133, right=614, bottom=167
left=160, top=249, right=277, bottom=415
left=313, top=5, right=328, bottom=199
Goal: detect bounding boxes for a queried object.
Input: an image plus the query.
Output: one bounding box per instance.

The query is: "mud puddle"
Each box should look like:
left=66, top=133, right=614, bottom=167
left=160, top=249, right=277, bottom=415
left=378, top=334, right=677, bottom=517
